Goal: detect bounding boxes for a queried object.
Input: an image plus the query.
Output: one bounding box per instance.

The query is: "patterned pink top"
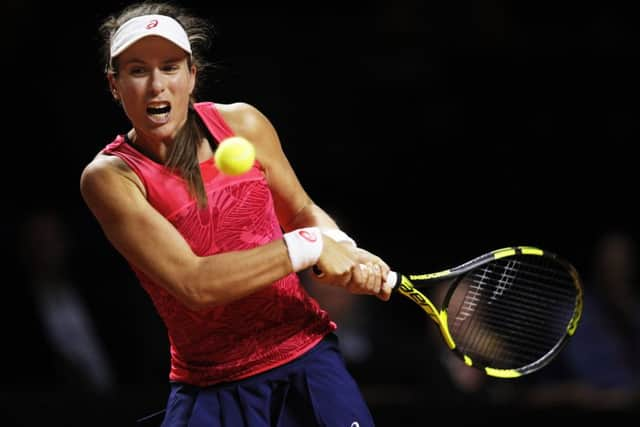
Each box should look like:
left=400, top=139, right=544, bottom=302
left=102, top=102, right=335, bottom=386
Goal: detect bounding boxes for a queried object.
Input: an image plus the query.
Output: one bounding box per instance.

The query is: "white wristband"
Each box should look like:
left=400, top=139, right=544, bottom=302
left=283, top=227, right=324, bottom=272
left=321, top=228, right=357, bottom=247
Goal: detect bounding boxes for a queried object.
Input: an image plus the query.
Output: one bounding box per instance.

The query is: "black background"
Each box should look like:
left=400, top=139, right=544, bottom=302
left=2, top=1, right=638, bottom=425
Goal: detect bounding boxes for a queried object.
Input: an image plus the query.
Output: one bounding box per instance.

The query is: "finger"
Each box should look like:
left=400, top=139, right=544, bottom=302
left=376, top=284, right=391, bottom=301
left=357, top=263, right=375, bottom=295
left=348, top=263, right=368, bottom=293
left=378, top=262, right=390, bottom=284
left=377, top=270, right=393, bottom=301
left=355, top=263, right=382, bottom=296
left=337, top=272, right=353, bottom=288
left=369, top=263, right=383, bottom=295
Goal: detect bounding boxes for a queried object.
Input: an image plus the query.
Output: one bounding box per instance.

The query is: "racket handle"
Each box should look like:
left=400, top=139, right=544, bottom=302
left=386, top=271, right=399, bottom=289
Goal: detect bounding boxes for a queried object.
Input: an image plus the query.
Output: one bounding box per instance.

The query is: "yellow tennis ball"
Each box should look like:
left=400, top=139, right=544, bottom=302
left=214, top=136, right=256, bottom=176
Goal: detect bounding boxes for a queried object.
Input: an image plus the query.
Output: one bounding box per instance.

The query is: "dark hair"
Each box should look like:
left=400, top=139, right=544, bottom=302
left=100, top=1, right=215, bottom=206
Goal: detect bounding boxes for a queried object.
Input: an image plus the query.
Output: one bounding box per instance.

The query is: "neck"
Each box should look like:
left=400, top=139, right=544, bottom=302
left=126, top=130, right=170, bottom=163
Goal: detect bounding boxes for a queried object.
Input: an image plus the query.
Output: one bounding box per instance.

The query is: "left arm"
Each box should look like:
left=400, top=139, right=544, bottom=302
left=217, top=102, right=391, bottom=300
left=215, top=102, right=339, bottom=231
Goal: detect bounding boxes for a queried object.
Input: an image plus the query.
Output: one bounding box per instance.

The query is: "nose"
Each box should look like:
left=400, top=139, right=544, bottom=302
left=149, top=69, right=165, bottom=95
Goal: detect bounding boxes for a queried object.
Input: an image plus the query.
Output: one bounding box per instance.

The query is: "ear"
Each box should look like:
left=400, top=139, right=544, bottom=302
left=107, top=73, right=120, bottom=100
left=188, top=64, right=197, bottom=95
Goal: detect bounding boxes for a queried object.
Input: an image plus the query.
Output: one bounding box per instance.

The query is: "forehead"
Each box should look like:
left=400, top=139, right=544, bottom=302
left=117, top=35, right=189, bottom=63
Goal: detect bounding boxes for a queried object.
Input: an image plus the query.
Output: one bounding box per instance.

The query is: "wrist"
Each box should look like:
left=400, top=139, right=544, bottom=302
left=283, top=227, right=324, bottom=272
left=321, top=228, right=357, bottom=248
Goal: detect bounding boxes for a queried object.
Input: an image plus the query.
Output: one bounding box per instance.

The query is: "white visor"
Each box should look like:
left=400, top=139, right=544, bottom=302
left=110, top=14, right=192, bottom=59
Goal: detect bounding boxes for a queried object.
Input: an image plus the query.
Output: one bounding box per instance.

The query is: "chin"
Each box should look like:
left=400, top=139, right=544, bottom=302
left=145, top=122, right=179, bottom=141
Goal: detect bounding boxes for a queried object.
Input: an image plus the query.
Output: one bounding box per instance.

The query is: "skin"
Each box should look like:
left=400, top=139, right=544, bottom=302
left=80, top=36, right=391, bottom=311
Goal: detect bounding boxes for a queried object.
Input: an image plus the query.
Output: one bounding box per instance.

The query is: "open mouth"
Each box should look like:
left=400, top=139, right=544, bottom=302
left=147, top=104, right=171, bottom=115
left=146, top=103, right=171, bottom=123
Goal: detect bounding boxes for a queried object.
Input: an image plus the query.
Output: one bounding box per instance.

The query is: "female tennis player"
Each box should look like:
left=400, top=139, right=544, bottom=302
left=80, top=2, right=392, bottom=426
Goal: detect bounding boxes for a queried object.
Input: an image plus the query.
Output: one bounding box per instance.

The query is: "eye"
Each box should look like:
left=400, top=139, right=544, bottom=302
left=129, top=67, right=147, bottom=76
left=162, top=64, right=181, bottom=73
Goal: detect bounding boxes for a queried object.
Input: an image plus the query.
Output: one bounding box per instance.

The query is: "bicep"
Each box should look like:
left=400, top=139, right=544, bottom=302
left=234, top=105, right=323, bottom=229
left=219, top=102, right=340, bottom=230
left=259, top=141, right=338, bottom=231
left=264, top=148, right=313, bottom=230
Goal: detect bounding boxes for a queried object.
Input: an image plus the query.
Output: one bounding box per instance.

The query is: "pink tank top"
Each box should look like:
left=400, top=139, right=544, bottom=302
left=102, top=102, right=335, bottom=386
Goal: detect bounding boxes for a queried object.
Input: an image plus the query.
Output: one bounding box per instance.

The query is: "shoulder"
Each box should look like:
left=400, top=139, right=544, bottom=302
left=80, top=153, right=143, bottom=207
left=206, top=102, right=286, bottom=174
left=81, top=153, right=130, bottom=185
left=213, top=101, right=260, bottom=117
left=213, top=102, right=274, bottom=140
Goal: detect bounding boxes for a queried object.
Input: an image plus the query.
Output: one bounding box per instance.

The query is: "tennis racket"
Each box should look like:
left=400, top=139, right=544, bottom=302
left=385, top=246, right=583, bottom=378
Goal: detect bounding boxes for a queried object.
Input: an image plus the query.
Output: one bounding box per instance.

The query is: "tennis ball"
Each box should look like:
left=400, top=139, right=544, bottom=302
left=214, top=136, right=256, bottom=176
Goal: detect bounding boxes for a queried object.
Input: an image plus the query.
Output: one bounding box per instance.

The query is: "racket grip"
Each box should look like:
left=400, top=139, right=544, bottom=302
left=386, top=271, right=399, bottom=289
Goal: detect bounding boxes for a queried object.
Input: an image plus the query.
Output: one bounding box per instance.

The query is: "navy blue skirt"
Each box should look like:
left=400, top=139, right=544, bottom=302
left=158, top=333, right=374, bottom=427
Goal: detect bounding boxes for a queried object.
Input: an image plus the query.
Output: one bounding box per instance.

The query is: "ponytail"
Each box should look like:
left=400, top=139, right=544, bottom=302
left=165, top=106, right=208, bottom=207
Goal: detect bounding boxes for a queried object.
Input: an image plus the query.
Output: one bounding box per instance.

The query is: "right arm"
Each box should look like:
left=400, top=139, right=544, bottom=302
left=80, top=154, right=294, bottom=311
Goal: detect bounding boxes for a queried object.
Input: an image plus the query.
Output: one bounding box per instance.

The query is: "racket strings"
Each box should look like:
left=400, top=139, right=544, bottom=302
left=458, top=296, right=568, bottom=344
left=461, top=272, right=574, bottom=320
left=457, top=282, right=573, bottom=364
left=459, top=268, right=574, bottom=365
left=464, top=269, right=575, bottom=325
left=449, top=256, right=578, bottom=369
left=456, top=263, right=575, bottom=333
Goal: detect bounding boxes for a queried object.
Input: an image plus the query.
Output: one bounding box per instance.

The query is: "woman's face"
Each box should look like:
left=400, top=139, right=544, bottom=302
left=109, top=35, right=196, bottom=145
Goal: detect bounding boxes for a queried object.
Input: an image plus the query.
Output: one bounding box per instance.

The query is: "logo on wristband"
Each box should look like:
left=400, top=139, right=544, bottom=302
left=299, top=229, right=317, bottom=242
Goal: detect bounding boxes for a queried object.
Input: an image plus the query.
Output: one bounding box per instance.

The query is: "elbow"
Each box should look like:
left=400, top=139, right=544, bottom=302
left=159, top=258, right=221, bottom=311
left=178, top=293, right=209, bottom=312
left=177, top=284, right=219, bottom=311
left=171, top=273, right=228, bottom=311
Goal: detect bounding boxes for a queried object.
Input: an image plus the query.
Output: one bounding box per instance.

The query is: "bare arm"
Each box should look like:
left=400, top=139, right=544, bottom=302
left=80, top=154, right=293, bottom=311
left=218, top=103, right=391, bottom=300
left=215, top=103, right=334, bottom=231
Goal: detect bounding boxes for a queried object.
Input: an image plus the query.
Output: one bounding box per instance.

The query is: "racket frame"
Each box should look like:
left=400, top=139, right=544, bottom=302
left=391, top=246, right=583, bottom=378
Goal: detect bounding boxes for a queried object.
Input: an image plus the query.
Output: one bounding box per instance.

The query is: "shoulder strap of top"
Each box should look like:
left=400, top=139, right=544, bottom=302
left=193, top=102, right=235, bottom=146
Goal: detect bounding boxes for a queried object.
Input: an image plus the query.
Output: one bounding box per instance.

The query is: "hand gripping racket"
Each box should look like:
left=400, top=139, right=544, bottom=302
left=385, top=246, right=583, bottom=378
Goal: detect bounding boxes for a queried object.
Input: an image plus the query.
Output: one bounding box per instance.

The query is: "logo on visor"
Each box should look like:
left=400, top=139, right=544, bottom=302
left=146, top=19, right=159, bottom=29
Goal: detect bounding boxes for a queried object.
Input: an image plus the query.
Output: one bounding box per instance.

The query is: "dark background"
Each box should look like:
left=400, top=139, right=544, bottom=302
left=2, top=1, right=638, bottom=425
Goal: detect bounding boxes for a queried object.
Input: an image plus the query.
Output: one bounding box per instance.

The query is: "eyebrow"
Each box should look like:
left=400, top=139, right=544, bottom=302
left=121, top=56, right=187, bottom=66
